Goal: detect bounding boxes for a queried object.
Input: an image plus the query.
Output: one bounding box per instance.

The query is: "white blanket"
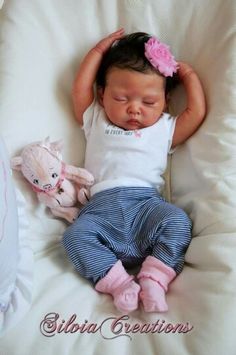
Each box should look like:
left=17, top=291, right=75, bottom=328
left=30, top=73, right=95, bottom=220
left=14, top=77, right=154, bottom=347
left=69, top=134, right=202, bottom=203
left=0, top=0, right=236, bottom=354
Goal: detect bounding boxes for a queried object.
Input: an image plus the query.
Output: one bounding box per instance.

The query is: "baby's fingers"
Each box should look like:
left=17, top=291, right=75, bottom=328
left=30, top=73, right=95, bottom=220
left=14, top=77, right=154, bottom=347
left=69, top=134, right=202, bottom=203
left=95, top=28, right=125, bottom=54
left=109, top=28, right=125, bottom=39
left=177, top=61, right=194, bottom=79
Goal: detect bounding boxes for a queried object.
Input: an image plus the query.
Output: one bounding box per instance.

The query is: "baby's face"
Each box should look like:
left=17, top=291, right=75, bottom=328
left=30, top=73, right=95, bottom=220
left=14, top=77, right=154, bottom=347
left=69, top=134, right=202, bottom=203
left=99, top=67, right=166, bottom=130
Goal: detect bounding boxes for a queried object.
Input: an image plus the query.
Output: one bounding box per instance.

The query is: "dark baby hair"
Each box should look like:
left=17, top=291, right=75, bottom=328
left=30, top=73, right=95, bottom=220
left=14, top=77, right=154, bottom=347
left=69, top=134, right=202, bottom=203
left=96, top=32, right=179, bottom=96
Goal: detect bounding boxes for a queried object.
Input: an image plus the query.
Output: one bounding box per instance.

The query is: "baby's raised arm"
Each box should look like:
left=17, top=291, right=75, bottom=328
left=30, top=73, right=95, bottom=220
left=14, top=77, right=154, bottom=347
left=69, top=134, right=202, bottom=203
left=171, top=62, right=206, bottom=148
left=72, top=28, right=124, bottom=125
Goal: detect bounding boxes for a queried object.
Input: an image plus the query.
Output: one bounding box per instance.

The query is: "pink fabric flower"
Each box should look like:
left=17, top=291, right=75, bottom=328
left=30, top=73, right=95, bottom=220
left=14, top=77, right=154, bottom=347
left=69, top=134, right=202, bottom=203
left=144, top=37, right=178, bottom=77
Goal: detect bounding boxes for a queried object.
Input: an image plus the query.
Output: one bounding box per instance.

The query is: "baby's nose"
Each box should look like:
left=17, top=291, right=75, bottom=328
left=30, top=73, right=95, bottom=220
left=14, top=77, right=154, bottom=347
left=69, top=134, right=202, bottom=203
left=127, top=102, right=141, bottom=115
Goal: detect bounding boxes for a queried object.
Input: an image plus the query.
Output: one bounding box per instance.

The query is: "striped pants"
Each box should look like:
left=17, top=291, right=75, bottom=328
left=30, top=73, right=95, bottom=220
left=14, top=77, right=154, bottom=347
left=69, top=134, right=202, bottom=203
left=62, top=187, right=192, bottom=284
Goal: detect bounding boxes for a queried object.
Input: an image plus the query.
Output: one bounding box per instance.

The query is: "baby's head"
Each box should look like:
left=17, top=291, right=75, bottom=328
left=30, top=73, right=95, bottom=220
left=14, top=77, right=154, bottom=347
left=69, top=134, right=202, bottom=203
left=96, top=32, right=178, bottom=130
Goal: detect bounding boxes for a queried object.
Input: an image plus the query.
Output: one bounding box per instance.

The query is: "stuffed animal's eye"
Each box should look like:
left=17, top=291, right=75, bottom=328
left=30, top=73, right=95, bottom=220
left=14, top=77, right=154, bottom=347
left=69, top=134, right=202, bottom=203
left=33, top=179, right=39, bottom=185
left=52, top=173, right=58, bottom=178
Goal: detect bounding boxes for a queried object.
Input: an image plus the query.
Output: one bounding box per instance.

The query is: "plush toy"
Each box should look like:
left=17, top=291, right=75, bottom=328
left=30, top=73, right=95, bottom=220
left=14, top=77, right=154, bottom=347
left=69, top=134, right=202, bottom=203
left=11, top=137, right=94, bottom=223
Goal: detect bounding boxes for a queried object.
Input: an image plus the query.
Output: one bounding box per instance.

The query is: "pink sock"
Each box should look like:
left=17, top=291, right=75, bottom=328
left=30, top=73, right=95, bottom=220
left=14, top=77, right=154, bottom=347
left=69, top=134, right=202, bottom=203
left=113, top=279, right=140, bottom=313
left=139, top=277, right=168, bottom=312
left=137, top=256, right=176, bottom=313
left=95, top=260, right=140, bottom=313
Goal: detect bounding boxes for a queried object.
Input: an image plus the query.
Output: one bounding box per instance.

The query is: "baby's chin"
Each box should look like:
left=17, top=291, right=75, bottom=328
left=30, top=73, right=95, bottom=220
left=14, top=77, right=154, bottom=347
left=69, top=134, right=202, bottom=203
left=118, top=123, right=142, bottom=131
left=108, top=119, right=144, bottom=131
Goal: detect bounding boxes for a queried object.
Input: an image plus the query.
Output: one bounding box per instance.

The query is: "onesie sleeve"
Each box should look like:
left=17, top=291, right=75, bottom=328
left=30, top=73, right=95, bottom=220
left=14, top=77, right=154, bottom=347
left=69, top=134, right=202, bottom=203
left=164, top=113, right=178, bottom=154
left=82, top=99, right=95, bottom=138
left=82, top=99, right=101, bottom=139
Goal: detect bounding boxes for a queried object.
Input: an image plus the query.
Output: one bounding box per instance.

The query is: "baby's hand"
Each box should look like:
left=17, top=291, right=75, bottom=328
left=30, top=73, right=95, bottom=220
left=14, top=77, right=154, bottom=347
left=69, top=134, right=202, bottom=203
left=94, top=28, right=125, bottom=54
left=177, top=61, right=195, bottom=80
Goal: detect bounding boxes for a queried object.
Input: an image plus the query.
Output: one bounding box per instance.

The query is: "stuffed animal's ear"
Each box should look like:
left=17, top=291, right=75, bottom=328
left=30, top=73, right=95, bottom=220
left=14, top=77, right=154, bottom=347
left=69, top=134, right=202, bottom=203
left=50, top=139, right=63, bottom=153
left=42, top=136, right=63, bottom=154
left=43, top=136, right=50, bottom=149
left=10, top=156, right=23, bottom=171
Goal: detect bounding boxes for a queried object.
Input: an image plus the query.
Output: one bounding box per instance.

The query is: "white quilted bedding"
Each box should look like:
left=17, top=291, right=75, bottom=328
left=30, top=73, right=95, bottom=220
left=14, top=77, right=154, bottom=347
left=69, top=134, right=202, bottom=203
left=0, top=0, right=236, bottom=354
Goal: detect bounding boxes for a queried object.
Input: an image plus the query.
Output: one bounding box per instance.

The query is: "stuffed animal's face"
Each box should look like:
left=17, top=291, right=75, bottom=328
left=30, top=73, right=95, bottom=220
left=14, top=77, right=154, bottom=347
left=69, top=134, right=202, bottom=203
left=20, top=145, right=62, bottom=191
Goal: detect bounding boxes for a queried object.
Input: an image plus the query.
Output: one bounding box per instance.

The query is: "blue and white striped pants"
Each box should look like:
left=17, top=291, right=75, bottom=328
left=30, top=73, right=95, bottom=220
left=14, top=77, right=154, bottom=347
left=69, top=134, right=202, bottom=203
left=62, top=187, right=192, bottom=284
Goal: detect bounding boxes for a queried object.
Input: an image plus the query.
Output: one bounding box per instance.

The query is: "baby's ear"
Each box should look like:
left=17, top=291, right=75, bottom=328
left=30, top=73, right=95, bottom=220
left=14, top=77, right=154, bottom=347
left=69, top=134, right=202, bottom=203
left=97, top=87, right=104, bottom=107
left=164, top=93, right=171, bottom=112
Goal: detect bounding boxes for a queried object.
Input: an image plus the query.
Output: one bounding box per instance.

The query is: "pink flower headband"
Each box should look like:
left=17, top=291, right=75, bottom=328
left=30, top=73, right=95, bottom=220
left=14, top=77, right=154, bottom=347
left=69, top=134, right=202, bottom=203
left=144, top=37, right=178, bottom=77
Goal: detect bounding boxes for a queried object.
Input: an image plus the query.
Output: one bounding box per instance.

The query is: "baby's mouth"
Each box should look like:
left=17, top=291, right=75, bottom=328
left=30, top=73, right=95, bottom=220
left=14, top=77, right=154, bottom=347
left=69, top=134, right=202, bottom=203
left=127, top=119, right=141, bottom=126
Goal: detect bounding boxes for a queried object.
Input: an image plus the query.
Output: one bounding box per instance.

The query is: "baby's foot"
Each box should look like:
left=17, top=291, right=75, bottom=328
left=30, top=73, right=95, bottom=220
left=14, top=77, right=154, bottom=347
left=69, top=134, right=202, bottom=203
left=113, top=280, right=141, bottom=313
left=139, top=277, right=168, bottom=312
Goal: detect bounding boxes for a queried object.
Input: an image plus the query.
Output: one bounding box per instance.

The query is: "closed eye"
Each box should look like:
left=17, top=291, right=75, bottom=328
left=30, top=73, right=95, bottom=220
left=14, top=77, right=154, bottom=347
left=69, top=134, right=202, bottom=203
left=143, top=101, right=155, bottom=105
left=114, top=97, right=127, bottom=102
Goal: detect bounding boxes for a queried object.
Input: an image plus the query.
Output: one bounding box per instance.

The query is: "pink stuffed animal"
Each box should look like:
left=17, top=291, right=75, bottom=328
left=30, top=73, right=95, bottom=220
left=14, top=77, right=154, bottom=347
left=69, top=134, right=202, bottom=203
left=11, top=137, right=94, bottom=223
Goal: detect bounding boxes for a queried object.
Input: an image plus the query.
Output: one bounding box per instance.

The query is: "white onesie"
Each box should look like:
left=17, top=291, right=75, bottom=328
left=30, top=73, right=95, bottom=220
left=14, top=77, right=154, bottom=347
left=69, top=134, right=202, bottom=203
left=82, top=100, right=176, bottom=196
